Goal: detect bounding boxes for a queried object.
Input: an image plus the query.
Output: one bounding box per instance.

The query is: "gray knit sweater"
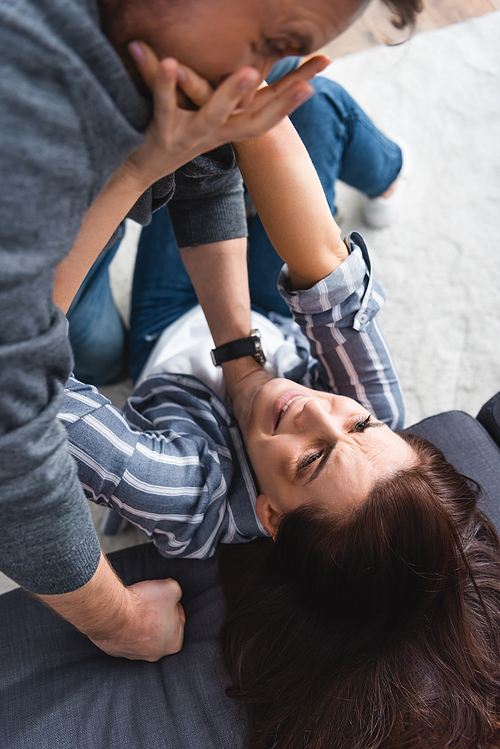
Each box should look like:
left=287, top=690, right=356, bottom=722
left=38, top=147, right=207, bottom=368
left=0, top=0, right=246, bottom=593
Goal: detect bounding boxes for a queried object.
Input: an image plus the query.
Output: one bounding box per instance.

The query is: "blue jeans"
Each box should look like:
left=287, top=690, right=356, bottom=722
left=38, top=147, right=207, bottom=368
left=66, top=226, right=127, bottom=385
left=67, top=73, right=401, bottom=385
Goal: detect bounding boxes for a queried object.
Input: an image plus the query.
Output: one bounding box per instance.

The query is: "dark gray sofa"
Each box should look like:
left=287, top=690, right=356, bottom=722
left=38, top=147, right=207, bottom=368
left=2, top=394, right=500, bottom=749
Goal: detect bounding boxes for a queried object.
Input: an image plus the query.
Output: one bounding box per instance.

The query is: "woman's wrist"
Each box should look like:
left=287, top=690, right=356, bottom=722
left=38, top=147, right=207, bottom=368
left=114, top=157, right=156, bottom=197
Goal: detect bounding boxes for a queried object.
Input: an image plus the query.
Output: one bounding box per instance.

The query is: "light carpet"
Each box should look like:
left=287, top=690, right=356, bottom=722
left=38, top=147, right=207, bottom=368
left=324, top=11, right=500, bottom=424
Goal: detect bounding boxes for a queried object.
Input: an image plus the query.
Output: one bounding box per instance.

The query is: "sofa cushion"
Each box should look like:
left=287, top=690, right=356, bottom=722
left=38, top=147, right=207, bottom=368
left=0, top=545, right=246, bottom=749
left=407, top=409, right=500, bottom=530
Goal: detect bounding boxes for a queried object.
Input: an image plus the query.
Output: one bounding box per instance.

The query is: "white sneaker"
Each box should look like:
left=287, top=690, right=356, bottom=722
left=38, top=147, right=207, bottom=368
left=362, top=140, right=412, bottom=229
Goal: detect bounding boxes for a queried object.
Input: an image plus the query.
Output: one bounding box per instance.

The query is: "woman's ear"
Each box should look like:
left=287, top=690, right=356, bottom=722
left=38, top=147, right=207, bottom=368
left=255, top=494, right=281, bottom=538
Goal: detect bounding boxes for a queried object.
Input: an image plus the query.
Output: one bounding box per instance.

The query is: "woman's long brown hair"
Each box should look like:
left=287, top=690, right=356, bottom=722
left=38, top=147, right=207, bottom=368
left=219, top=433, right=500, bottom=748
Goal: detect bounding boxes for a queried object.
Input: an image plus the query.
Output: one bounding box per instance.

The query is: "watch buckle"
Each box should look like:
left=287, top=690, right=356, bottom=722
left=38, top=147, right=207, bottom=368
left=250, top=329, right=266, bottom=366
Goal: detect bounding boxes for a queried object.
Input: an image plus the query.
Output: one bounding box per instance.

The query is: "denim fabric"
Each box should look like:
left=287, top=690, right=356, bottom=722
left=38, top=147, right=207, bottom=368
left=128, top=209, right=197, bottom=381
left=265, top=55, right=301, bottom=83
left=67, top=75, right=402, bottom=384
left=66, top=228, right=127, bottom=386
left=247, top=75, right=402, bottom=317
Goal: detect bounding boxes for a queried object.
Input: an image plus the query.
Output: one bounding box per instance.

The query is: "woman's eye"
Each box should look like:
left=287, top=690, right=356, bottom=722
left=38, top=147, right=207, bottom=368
left=353, top=414, right=372, bottom=432
left=299, top=451, right=322, bottom=470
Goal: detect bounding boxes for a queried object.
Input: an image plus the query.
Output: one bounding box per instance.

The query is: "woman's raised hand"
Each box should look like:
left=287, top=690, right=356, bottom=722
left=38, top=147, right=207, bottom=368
left=122, top=41, right=330, bottom=190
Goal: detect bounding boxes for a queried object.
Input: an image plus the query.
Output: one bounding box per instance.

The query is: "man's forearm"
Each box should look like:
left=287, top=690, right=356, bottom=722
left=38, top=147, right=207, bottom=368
left=179, top=238, right=252, bottom=347
left=37, top=553, right=130, bottom=639
left=180, top=238, right=269, bottom=399
left=37, top=552, right=185, bottom=660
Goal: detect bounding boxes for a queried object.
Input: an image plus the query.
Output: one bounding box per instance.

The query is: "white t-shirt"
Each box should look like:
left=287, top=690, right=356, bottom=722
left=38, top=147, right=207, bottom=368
left=137, top=304, right=299, bottom=399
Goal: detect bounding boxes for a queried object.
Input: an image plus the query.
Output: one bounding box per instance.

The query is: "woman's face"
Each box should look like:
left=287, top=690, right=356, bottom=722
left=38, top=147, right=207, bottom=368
left=245, top=379, right=416, bottom=533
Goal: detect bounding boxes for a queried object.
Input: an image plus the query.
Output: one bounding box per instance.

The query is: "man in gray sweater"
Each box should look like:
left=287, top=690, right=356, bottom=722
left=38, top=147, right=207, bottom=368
left=0, top=0, right=418, bottom=659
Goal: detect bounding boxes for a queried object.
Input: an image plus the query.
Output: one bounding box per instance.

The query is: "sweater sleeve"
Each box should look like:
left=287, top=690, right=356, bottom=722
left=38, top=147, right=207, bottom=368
left=167, top=147, right=248, bottom=247
left=126, top=145, right=248, bottom=248
left=0, top=15, right=102, bottom=594
left=278, top=232, right=405, bottom=429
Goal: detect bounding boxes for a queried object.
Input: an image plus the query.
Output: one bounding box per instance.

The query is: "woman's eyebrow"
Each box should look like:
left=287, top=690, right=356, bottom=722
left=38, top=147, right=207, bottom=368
left=305, top=421, right=386, bottom=485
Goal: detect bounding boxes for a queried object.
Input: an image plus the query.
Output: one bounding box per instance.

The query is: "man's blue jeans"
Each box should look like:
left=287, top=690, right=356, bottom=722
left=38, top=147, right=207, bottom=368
left=67, top=75, right=402, bottom=385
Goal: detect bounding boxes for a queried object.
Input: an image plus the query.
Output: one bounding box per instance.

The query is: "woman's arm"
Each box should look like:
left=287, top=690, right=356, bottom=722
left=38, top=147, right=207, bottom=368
left=233, top=116, right=404, bottom=428
left=54, top=165, right=150, bottom=313
left=178, top=84, right=347, bottom=402
left=279, top=232, right=405, bottom=428
left=233, top=116, right=349, bottom=290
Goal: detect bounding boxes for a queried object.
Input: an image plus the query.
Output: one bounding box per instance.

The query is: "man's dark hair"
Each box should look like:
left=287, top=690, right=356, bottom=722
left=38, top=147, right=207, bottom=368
left=381, top=0, right=423, bottom=29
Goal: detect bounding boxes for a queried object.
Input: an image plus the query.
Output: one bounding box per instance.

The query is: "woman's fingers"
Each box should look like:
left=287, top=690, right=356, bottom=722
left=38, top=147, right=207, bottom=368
left=223, top=81, right=315, bottom=143
left=189, top=67, right=262, bottom=137
left=128, top=40, right=162, bottom=90
left=250, top=55, right=330, bottom=113
left=176, top=65, right=214, bottom=108
left=237, top=56, right=331, bottom=110
left=272, top=55, right=331, bottom=96
left=153, top=58, right=183, bottom=117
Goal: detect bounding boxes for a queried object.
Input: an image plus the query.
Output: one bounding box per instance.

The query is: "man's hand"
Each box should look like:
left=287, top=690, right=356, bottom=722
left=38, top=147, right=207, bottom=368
left=37, top=553, right=185, bottom=661
left=122, top=40, right=330, bottom=190
left=89, top=577, right=185, bottom=660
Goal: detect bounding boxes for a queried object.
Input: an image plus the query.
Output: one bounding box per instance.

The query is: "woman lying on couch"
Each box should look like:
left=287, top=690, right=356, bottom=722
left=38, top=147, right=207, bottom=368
left=56, top=54, right=500, bottom=749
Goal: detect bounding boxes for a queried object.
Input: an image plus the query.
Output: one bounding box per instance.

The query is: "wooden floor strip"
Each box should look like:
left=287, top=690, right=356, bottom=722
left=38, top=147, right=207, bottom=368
left=322, top=0, right=498, bottom=59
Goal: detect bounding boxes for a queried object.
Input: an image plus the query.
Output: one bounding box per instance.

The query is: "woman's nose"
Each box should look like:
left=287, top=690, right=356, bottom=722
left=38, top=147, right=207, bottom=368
left=297, top=397, right=336, bottom=433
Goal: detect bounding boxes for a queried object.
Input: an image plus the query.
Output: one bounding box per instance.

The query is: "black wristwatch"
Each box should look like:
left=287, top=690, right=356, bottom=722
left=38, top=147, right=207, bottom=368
left=210, top=329, right=266, bottom=367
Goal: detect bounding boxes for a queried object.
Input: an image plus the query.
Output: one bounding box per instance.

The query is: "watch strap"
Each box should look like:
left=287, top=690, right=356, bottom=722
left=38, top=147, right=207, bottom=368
left=211, top=329, right=266, bottom=367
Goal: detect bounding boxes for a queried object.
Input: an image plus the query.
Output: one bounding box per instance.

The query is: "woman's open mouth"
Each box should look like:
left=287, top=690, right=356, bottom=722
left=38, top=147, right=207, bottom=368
left=273, top=391, right=305, bottom=431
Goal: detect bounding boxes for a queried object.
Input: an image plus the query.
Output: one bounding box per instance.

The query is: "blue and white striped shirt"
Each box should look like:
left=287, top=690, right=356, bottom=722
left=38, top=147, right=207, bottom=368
left=59, top=233, right=404, bottom=559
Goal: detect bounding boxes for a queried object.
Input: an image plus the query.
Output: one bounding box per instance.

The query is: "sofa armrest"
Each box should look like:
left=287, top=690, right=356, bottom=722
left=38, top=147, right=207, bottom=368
left=477, top=391, right=500, bottom=449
